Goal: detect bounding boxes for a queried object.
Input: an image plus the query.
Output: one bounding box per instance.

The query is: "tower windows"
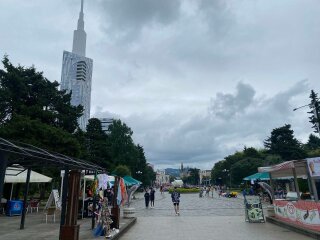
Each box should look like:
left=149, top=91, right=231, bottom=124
left=76, top=61, right=87, bottom=81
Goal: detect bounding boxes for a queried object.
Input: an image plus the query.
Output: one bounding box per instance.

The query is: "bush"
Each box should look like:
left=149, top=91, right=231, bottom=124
left=168, top=188, right=200, bottom=193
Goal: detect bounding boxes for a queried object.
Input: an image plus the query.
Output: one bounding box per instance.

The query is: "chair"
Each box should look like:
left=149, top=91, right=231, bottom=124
left=29, top=200, right=39, bottom=213
left=44, top=207, right=56, bottom=223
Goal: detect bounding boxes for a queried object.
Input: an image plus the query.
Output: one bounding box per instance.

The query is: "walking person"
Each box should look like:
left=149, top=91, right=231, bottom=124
left=171, top=187, right=180, bottom=216
left=150, top=187, right=155, bottom=208
left=144, top=189, right=150, bottom=208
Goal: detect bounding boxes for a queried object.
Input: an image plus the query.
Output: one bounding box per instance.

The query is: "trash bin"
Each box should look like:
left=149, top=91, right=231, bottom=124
left=6, top=200, right=23, bottom=216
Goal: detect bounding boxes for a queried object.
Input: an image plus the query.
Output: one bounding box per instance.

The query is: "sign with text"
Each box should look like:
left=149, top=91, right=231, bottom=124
left=307, top=157, right=320, bottom=177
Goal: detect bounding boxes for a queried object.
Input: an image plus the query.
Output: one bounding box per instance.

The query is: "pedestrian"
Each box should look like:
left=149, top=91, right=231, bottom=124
left=160, top=185, right=163, bottom=195
left=206, top=186, right=210, bottom=197
left=249, top=186, right=254, bottom=195
left=171, top=187, right=180, bottom=216
left=144, top=189, right=150, bottom=208
left=150, top=187, right=155, bottom=208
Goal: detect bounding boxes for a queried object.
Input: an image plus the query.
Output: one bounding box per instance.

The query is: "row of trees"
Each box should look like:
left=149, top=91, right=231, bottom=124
left=0, top=56, right=155, bottom=186
left=211, top=90, right=320, bottom=187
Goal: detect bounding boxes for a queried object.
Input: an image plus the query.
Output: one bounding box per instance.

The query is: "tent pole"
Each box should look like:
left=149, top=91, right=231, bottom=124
left=10, top=183, right=14, bottom=200
left=20, top=168, right=31, bottom=230
left=269, top=172, right=275, bottom=200
left=82, top=177, right=85, bottom=219
left=0, top=152, right=8, bottom=202
left=60, top=167, right=69, bottom=230
left=306, top=161, right=318, bottom=201
left=292, top=168, right=300, bottom=200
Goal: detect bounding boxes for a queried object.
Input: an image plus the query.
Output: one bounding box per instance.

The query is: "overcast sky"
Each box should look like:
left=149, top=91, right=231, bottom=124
left=1, top=0, right=320, bottom=170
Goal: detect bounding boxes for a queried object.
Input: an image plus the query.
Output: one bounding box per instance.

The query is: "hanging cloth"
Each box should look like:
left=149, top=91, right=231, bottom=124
left=117, top=181, right=122, bottom=206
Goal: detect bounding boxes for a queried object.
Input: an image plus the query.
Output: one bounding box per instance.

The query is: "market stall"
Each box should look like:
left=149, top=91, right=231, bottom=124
left=258, top=158, right=320, bottom=231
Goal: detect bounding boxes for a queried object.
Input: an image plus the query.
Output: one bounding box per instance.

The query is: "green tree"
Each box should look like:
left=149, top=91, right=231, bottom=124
left=107, top=119, right=135, bottom=166
left=308, top=90, right=320, bottom=134
left=264, top=124, right=306, bottom=160
left=85, top=118, right=111, bottom=169
left=305, top=134, right=320, bottom=150
left=186, top=168, right=200, bottom=185
left=0, top=56, right=83, bottom=133
left=114, top=165, right=131, bottom=177
left=0, top=114, right=81, bottom=157
left=231, top=158, right=262, bottom=184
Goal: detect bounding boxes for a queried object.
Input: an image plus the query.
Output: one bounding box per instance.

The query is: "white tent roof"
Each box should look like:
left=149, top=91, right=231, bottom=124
left=5, top=167, right=52, bottom=183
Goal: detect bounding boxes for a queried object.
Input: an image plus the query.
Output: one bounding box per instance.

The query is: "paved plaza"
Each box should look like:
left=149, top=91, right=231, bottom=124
left=0, top=190, right=313, bottom=239
left=122, top=190, right=313, bottom=240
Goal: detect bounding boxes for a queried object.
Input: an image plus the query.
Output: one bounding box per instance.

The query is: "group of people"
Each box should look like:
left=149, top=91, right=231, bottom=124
left=144, top=187, right=156, bottom=208
left=143, top=186, right=181, bottom=216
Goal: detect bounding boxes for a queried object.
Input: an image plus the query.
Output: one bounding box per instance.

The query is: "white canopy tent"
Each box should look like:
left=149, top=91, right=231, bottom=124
left=5, top=167, right=52, bottom=183
left=5, top=166, right=52, bottom=200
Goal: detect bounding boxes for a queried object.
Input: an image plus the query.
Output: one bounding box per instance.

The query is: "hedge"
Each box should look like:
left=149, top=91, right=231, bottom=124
left=168, top=188, right=200, bottom=193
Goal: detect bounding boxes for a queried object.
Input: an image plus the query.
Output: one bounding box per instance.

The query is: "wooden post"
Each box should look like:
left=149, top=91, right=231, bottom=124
left=60, top=170, right=81, bottom=240
left=20, top=168, right=31, bottom=229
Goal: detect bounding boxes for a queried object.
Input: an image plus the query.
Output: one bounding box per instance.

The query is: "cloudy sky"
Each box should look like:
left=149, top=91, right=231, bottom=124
left=1, top=0, right=320, bottom=170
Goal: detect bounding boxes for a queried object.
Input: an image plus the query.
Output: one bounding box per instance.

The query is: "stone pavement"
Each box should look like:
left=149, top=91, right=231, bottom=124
left=121, top=190, right=313, bottom=240
left=120, top=216, right=313, bottom=240
left=0, top=191, right=313, bottom=239
left=0, top=210, right=134, bottom=240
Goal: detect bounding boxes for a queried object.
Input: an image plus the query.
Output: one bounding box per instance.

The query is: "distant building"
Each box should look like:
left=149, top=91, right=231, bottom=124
left=200, top=170, right=211, bottom=185
left=180, top=162, right=190, bottom=179
left=98, top=118, right=113, bottom=132
left=155, top=170, right=170, bottom=186
left=60, top=0, right=93, bottom=130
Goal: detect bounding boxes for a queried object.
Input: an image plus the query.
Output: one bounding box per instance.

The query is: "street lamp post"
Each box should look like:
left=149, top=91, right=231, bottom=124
left=222, top=169, right=231, bottom=188
left=293, top=103, right=320, bottom=137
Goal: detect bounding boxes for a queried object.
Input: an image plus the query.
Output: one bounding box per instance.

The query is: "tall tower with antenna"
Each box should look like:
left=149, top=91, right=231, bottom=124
left=60, top=0, right=93, bottom=130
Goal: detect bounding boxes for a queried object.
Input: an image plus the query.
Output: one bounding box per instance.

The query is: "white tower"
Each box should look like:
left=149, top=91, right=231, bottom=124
left=60, top=0, right=93, bottom=131
left=72, top=0, right=86, bottom=56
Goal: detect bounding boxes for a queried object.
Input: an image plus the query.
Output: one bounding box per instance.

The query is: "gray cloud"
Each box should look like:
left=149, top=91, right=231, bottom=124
left=94, top=80, right=310, bottom=169
left=1, top=0, right=320, bottom=170
left=209, top=82, right=255, bottom=119
left=96, top=0, right=181, bottom=41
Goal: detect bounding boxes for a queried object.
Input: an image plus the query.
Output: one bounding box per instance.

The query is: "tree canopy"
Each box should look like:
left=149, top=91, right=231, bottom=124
left=264, top=124, right=306, bottom=160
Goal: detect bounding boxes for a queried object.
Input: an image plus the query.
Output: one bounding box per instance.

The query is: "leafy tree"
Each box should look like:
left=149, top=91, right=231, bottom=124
left=0, top=114, right=80, bottom=157
left=264, top=124, right=306, bottom=160
left=185, top=168, right=200, bottom=185
left=107, top=119, right=135, bottom=166
left=308, top=90, right=320, bottom=134
left=243, top=147, right=261, bottom=158
left=85, top=118, right=111, bottom=169
left=305, top=134, right=320, bottom=150
left=231, top=158, right=262, bottom=184
left=0, top=56, right=83, bottom=133
left=113, top=165, right=131, bottom=177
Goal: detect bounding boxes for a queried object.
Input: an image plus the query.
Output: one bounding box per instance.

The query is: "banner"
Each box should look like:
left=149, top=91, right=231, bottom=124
left=307, top=157, right=320, bottom=177
left=274, top=200, right=320, bottom=231
left=244, top=195, right=265, bottom=223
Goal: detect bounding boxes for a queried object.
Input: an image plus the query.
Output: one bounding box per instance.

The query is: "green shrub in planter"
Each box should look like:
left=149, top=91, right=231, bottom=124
left=168, top=188, right=200, bottom=193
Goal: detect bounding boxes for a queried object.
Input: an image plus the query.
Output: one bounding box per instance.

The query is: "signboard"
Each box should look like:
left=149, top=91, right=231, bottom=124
left=307, top=157, right=320, bottom=177
left=274, top=200, right=320, bottom=231
left=244, top=195, right=265, bottom=223
left=45, top=189, right=61, bottom=210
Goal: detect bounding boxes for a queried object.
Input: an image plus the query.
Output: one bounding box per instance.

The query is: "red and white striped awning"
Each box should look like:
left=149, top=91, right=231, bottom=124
left=258, top=160, right=307, bottom=178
